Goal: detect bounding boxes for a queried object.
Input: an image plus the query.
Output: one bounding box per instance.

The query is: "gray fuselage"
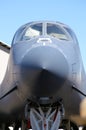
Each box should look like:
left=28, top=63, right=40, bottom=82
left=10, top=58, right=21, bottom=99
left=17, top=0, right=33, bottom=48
left=0, top=21, right=86, bottom=125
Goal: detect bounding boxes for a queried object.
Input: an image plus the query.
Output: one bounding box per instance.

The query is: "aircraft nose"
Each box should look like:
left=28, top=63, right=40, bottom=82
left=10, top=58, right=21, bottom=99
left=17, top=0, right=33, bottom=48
left=20, top=45, right=69, bottom=97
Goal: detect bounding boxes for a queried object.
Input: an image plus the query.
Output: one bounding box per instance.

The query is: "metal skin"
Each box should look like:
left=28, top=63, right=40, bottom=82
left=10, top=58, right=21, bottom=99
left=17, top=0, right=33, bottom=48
left=0, top=21, right=86, bottom=129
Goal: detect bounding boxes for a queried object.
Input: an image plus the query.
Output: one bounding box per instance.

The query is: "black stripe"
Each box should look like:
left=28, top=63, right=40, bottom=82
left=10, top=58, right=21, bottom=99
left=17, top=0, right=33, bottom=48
left=72, top=86, right=86, bottom=97
left=0, top=86, right=17, bottom=100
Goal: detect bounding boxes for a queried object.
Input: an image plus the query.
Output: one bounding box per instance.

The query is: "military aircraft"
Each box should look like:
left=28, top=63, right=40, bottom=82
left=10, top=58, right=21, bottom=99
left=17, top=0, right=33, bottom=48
left=0, top=21, right=86, bottom=130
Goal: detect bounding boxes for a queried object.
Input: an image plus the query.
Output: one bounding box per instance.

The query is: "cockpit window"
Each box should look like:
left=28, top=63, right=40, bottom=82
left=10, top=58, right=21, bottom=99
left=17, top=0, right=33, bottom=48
left=12, top=23, right=42, bottom=43
left=12, top=26, right=26, bottom=44
left=64, top=27, right=78, bottom=43
left=47, top=23, right=68, bottom=40
left=22, top=23, right=42, bottom=41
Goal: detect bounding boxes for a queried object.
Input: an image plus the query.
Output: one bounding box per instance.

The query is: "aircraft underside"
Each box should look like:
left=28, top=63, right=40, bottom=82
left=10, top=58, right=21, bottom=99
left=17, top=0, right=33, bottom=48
left=0, top=91, right=83, bottom=130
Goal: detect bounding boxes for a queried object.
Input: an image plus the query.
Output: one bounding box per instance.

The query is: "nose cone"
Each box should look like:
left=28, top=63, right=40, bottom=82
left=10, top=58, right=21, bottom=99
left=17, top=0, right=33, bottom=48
left=20, top=46, right=69, bottom=98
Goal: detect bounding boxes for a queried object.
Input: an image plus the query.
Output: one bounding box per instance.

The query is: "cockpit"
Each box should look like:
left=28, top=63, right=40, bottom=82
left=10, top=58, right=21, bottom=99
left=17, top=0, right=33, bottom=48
left=12, top=22, right=78, bottom=44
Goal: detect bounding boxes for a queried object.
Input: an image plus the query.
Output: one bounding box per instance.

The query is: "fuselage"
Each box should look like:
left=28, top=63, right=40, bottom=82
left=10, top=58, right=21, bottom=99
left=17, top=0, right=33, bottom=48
left=0, top=21, right=86, bottom=125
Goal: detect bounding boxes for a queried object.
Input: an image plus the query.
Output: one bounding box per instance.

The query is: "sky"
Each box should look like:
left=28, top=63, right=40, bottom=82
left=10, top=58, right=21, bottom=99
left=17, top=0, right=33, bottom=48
left=0, top=0, right=86, bottom=70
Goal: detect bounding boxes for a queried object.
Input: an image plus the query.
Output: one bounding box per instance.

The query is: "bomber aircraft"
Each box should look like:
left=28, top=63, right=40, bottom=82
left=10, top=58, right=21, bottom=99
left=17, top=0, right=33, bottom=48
left=0, top=21, right=86, bottom=130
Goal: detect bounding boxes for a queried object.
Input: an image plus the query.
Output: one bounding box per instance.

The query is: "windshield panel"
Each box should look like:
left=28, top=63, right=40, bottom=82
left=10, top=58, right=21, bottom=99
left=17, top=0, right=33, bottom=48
left=12, top=26, right=26, bottom=43
left=47, top=23, right=68, bottom=40
left=12, top=23, right=42, bottom=44
left=64, top=27, right=78, bottom=43
left=22, top=23, right=42, bottom=41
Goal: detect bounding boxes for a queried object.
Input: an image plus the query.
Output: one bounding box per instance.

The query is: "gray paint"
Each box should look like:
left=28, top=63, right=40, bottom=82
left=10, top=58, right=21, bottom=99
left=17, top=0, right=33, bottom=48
left=0, top=21, right=86, bottom=126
